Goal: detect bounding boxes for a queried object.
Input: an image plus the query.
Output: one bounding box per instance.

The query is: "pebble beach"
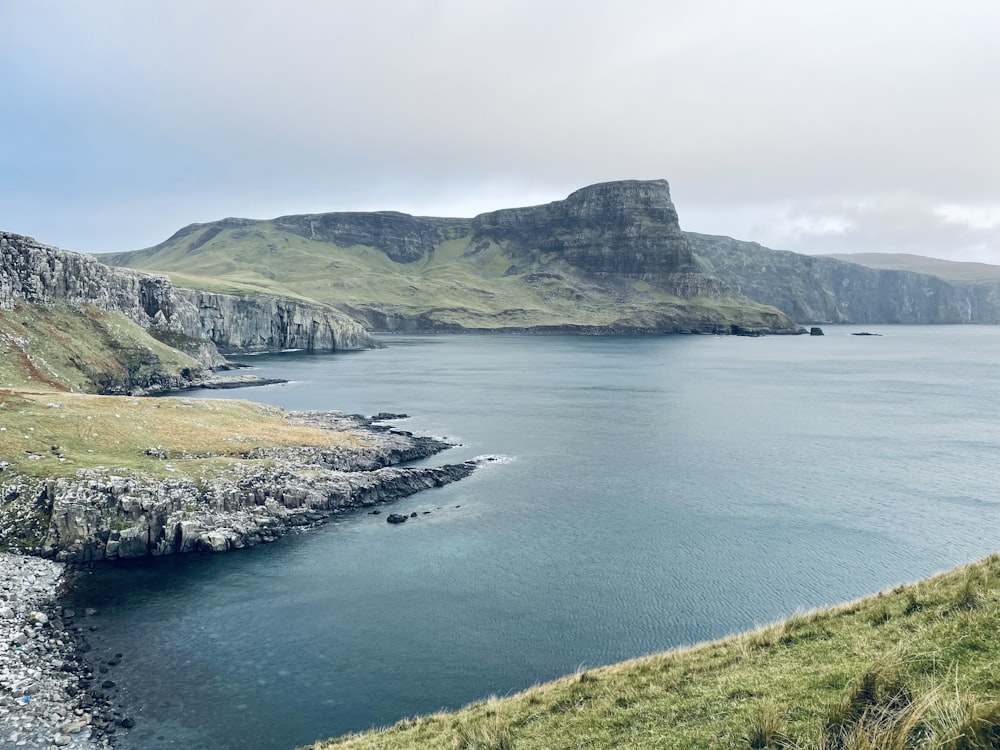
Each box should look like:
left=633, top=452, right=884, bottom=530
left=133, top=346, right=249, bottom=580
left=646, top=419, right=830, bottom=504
left=0, top=553, right=123, bottom=750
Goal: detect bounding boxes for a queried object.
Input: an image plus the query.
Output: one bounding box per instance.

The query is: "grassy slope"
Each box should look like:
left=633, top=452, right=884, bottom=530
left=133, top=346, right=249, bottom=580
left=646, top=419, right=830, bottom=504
left=0, top=303, right=363, bottom=483
left=105, top=223, right=795, bottom=331
left=825, top=254, right=1000, bottom=284
left=303, top=556, right=1000, bottom=750
left=0, top=303, right=199, bottom=394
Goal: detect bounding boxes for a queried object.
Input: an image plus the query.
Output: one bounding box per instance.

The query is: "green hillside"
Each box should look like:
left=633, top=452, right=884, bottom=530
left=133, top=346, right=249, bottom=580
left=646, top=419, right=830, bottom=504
left=302, top=555, right=1000, bottom=750
left=0, top=302, right=199, bottom=395
left=103, top=182, right=802, bottom=335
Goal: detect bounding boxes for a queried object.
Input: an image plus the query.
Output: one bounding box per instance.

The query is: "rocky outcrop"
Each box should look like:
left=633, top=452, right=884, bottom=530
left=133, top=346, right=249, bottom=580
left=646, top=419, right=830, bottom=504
left=272, top=212, right=471, bottom=264
left=0, top=413, right=478, bottom=564
left=0, top=553, right=116, bottom=749
left=0, top=232, right=375, bottom=362
left=690, top=232, right=1000, bottom=324
left=105, top=180, right=805, bottom=335
left=472, top=180, right=697, bottom=278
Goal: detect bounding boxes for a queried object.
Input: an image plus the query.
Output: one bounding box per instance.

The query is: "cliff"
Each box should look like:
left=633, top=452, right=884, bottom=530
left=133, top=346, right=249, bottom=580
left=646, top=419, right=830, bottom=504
left=1, top=231, right=375, bottom=365
left=471, top=180, right=697, bottom=277
left=105, top=180, right=804, bottom=335
left=0, top=410, right=477, bottom=563
left=689, top=232, right=1000, bottom=324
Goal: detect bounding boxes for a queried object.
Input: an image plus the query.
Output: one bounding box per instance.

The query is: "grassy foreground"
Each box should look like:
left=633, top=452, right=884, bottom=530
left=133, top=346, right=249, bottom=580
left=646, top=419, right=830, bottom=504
left=302, top=556, right=1000, bottom=750
left=0, top=303, right=365, bottom=482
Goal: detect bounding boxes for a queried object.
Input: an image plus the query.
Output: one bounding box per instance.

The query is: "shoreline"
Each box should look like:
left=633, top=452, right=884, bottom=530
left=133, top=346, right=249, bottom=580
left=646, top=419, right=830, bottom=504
left=1, top=410, right=484, bottom=748
left=0, top=552, right=119, bottom=749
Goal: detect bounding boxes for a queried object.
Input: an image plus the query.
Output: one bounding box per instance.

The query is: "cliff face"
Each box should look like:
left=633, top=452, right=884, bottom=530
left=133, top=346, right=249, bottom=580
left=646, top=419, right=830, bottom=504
left=689, top=232, right=1000, bottom=324
left=103, top=180, right=804, bottom=335
left=272, top=212, right=471, bottom=264
left=0, top=412, right=477, bottom=563
left=472, top=179, right=697, bottom=277
left=0, top=232, right=374, bottom=359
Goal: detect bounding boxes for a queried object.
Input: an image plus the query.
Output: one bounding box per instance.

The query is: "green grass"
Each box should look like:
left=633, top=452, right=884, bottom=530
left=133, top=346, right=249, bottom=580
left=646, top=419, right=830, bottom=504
left=0, top=389, right=365, bottom=480
left=0, top=303, right=199, bottom=393
left=0, top=301, right=366, bottom=481
left=104, top=221, right=797, bottom=332
left=299, top=556, right=1000, bottom=750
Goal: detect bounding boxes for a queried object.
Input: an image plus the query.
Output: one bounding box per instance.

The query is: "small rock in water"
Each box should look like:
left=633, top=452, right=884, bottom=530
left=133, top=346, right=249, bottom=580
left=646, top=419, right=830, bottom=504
left=386, top=513, right=408, bottom=524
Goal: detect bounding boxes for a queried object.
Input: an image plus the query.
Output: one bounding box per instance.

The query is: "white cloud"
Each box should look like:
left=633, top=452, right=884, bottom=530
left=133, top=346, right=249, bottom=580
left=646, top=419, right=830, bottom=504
left=2, top=0, right=999, bottom=259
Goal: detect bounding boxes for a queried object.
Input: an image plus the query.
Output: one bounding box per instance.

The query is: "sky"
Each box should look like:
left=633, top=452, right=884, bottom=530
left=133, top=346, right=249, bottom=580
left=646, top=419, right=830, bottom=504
left=1, top=0, right=998, bottom=262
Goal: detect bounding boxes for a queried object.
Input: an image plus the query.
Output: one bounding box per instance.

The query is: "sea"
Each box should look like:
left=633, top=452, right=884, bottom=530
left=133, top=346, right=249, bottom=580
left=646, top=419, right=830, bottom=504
left=64, top=325, right=1000, bottom=749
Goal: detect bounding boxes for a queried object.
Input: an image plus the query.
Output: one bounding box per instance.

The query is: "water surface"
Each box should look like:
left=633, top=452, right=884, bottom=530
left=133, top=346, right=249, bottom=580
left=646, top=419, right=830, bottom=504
left=68, top=327, right=1000, bottom=749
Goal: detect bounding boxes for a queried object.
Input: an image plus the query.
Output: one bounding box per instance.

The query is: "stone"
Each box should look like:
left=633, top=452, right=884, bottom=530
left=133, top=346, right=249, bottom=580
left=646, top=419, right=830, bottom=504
left=810, top=327, right=824, bottom=335
left=386, top=513, right=408, bottom=524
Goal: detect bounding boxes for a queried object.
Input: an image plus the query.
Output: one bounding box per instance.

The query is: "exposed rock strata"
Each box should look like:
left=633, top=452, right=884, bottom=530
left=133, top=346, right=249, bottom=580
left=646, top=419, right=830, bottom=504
left=0, top=413, right=476, bottom=564
left=0, top=232, right=374, bottom=365
left=105, top=180, right=805, bottom=335
left=689, top=232, right=1000, bottom=324
left=471, top=180, right=698, bottom=277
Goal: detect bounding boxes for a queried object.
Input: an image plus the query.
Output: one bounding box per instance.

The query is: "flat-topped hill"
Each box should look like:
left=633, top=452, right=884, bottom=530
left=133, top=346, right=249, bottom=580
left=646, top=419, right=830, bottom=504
left=103, top=181, right=802, bottom=335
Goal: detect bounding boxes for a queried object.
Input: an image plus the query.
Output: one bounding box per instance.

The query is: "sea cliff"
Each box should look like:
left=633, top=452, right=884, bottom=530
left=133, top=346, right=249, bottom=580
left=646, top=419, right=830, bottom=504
left=1, top=411, right=477, bottom=564
left=0, top=231, right=374, bottom=364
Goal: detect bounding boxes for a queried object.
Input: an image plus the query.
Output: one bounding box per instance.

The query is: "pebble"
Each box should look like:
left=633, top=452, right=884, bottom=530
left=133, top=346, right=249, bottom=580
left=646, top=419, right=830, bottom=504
left=0, top=552, right=113, bottom=749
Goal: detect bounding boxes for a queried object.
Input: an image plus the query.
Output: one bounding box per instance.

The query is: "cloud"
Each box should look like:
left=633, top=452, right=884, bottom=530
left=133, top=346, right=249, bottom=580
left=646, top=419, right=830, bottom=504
left=1, top=0, right=999, bottom=258
left=744, top=193, right=1000, bottom=262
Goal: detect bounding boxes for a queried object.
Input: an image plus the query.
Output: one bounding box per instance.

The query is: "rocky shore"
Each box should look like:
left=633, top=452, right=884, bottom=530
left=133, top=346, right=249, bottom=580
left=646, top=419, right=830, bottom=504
left=0, top=410, right=483, bottom=748
left=0, top=553, right=121, bottom=749
left=1, top=412, right=477, bottom=564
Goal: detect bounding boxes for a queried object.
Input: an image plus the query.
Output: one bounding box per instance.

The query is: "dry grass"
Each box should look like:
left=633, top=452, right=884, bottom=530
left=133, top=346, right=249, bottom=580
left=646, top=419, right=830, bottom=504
left=0, top=390, right=365, bottom=478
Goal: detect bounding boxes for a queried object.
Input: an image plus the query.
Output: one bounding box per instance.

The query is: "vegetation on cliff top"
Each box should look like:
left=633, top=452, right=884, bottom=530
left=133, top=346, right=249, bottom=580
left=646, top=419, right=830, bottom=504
left=301, top=555, right=1000, bottom=750
left=102, top=187, right=799, bottom=334
left=0, top=303, right=364, bottom=481
left=823, top=253, right=1000, bottom=284
left=0, top=303, right=199, bottom=394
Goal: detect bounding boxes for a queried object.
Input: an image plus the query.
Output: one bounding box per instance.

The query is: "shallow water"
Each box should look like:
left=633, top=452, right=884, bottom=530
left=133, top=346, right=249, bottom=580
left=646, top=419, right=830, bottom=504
left=67, top=326, right=1000, bottom=749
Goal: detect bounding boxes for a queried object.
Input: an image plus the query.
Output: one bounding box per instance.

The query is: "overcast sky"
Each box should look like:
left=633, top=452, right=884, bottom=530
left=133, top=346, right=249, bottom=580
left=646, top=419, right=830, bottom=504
left=2, top=0, right=998, bottom=262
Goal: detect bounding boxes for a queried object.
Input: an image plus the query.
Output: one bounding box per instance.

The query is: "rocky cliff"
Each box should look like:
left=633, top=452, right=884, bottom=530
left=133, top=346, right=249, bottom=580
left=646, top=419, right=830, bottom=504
left=0, top=412, right=477, bottom=563
left=472, top=180, right=697, bottom=278
left=689, top=232, right=1000, bottom=324
left=105, top=181, right=804, bottom=335
left=0, top=231, right=374, bottom=363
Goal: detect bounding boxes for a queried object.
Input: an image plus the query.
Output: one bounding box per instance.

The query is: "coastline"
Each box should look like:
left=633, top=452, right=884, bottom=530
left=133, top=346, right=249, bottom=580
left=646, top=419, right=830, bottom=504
left=1, top=409, right=482, bottom=748
left=0, top=553, right=118, bottom=749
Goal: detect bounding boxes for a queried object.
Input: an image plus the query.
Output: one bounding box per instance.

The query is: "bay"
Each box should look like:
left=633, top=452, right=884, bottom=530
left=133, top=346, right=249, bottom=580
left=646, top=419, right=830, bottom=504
left=66, top=326, right=1000, bottom=749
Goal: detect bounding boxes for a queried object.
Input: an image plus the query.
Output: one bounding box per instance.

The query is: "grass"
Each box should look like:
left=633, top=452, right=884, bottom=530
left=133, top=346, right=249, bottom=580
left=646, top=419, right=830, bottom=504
left=0, top=302, right=366, bottom=482
left=298, top=555, right=1000, bottom=750
left=0, top=303, right=199, bottom=393
left=824, top=254, right=1000, bottom=284
left=0, top=389, right=365, bottom=480
left=103, top=220, right=797, bottom=332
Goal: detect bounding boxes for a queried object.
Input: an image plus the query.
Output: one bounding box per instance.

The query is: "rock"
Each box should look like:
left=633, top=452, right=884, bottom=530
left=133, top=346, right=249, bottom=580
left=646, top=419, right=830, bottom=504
left=386, top=513, right=408, bottom=524
left=688, top=231, right=1000, bottom=325
left=810, top=326, right=824, bottom=335
left=0, top=231, right=375, bottom=364
left=199, top=531, right=230, bottom=553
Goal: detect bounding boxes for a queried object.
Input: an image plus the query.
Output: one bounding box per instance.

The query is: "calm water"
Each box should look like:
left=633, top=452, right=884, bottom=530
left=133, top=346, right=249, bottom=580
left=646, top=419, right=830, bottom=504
left=67, top=327, right=1000, bottom=749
